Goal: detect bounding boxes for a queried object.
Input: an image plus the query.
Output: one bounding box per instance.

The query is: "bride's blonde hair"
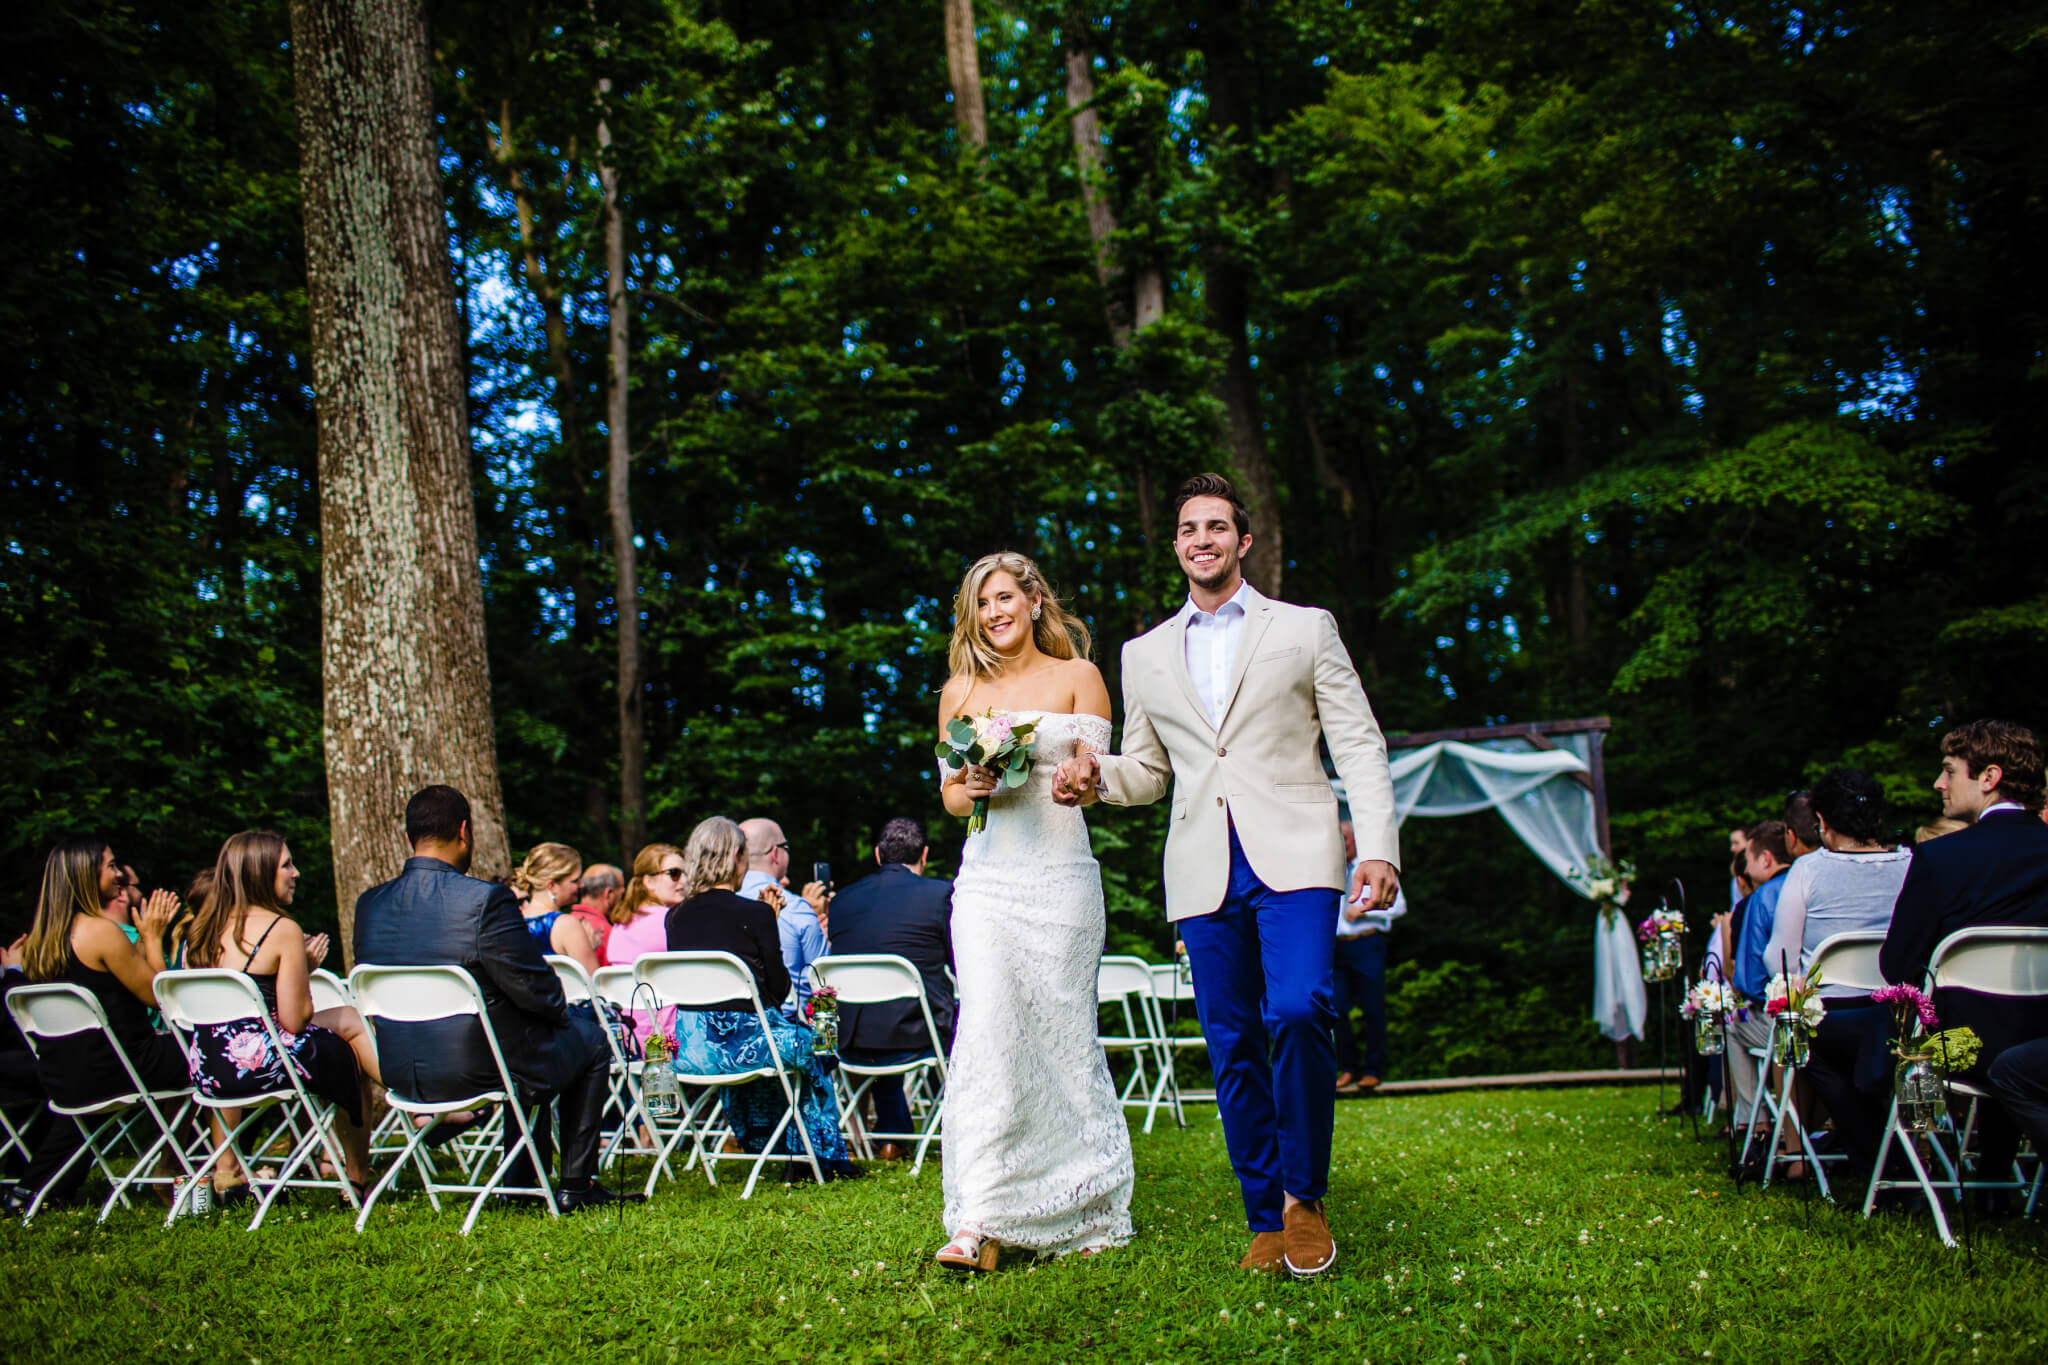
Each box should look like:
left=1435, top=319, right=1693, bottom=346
left=946, top=551, right=1091, bottom=681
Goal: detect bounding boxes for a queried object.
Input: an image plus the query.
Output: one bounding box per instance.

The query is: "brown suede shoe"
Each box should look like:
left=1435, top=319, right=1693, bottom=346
left=1238, top=1230, right=1287, bottom=1274
left=1282, top=1200, right=1337, bottom=1277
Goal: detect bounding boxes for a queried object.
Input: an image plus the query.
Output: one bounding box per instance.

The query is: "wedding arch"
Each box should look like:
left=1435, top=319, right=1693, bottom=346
left=1337, top=717, right=1646, bottom=1044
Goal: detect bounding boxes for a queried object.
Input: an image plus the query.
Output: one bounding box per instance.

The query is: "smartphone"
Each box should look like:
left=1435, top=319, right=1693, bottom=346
left=813, top=861, right=833, bottom=890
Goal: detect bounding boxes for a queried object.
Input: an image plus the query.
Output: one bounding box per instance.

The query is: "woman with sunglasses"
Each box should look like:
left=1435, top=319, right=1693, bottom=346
left=605, top=844, right=685, bottom=1050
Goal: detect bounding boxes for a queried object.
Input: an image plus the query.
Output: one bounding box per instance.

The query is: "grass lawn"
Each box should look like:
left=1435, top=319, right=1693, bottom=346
left=3, top=1085, right=2044, bottom=1363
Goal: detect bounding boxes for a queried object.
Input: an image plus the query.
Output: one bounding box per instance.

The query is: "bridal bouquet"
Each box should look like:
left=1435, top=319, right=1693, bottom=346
left=935, top=711, right=1039, bottom=835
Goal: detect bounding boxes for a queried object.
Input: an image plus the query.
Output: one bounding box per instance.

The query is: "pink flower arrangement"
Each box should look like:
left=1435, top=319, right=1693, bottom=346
left=1873, top=982, right=1939, bottom=1037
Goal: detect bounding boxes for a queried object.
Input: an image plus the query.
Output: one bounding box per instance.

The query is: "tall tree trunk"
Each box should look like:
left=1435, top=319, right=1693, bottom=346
left=1062, top=25, right=1163, bottom=550
left=943, top=0, right=987, bottom=149
left=290, top=0, right=511, bottom=952
left=595, top=75, right=644, bottom=861
left=1199, top=0, right=1283, bottom=595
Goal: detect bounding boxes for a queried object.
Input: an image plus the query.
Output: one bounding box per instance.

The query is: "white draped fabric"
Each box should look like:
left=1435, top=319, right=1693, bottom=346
left=1341, top=735, right=1646, bottom=1042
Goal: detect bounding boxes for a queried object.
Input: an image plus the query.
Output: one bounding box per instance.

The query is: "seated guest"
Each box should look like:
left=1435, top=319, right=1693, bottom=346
left=1762, top=768, right=1910, bottom=1178
left=1726, top=821, right=1792, bottom=1139
left=738, top=817, right=831, bottom=1019
left=1783, top=789, right=1822, bottom=860
left=824, top=817, right=956, bottom=1157
left=664, top=817, right=857, bottom=1178
left=569, top=864, right=624, bottom=965
left=605, top=843, right=686, bottom=1049
left=353, top=786, right=634, bottom=1212
left=1877, top=720, right=2048, bottom=1185
left=1989, top=1036, right=2048, bottom=1161
left=511, top=842, right=600, bottom=975
left=177, top=831, right=373, bottom=1198
left=4, top=838, right=187, bottom=1216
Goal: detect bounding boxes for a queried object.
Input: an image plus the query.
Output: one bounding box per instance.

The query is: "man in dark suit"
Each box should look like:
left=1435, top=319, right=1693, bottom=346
left=1875, top=720, right=2048, bottom=1185
left=822, top=817, right=954, bottom=1160
left=353, top=785, right=634, bottom=1211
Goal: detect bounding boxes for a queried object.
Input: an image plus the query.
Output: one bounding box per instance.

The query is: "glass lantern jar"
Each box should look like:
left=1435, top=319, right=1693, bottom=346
left=1694, top=1012, right=1726, bottom=1056
left=1895, top=1056, right=1944, bottom=1133
left=641, top=1031, right=681, bottom=1120
left=810, top=994, right=840, bottom=1055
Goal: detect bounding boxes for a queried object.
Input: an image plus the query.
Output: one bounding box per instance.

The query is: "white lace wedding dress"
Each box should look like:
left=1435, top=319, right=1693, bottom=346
left=940, top=710, right=1135, bottom=1254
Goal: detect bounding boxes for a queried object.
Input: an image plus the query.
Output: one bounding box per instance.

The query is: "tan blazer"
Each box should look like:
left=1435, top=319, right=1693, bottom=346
left=1096, top=584, right=1401, bottom=922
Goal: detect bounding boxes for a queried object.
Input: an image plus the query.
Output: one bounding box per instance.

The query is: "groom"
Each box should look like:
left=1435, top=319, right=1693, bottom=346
left=1055, top=473, right=1400, bottom=1277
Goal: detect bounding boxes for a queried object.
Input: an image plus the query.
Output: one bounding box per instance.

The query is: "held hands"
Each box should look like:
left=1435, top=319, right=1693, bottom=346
left=1050, top=754, right=1099, bottom=808
left=1347, top=859, right=1399, bottom=914
left=304, top=932, right=330, bottom=969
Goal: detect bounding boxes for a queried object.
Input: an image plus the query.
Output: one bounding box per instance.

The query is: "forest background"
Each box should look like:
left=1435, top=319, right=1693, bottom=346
left=5, top=0, right=2042, bottom=1076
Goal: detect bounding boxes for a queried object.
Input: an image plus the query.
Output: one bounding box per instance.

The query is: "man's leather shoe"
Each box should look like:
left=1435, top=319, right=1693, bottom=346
left=874, top=1142, right=907, bottom=1162
left=1238, top=1230, right=1287, bottom=1273
left=1334, top=1072, right=1362, bottom=1095
left=1283, top=1200, right=1337, bottom=1277
left=1357, top=1073, right=1381, bottom=1091
left=560, top=1182, right=645, bottom=1213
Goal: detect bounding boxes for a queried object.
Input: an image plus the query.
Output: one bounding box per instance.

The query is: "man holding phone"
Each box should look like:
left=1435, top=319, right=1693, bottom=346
left=738, top=816, right=833, bottom=1019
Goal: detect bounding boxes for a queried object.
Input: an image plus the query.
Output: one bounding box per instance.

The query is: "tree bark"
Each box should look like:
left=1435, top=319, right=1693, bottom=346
left=1062, top=27, right=1164, bottom=550
left=595, top=75, right=644, bottom=861
left=1199, top=0, right=1283, bottom=595
left=290, top=0, right=511, bottom=951
left=943, top=0, right=987, bottom=149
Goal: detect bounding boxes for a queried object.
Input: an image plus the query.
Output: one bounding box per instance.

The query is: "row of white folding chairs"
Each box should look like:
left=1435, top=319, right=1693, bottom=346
left=1096, top=956, right=1186, bottom=1133
left=806, top=955, right=949, bottom=1174
left=1861, top=925, right=2048, bottom=1246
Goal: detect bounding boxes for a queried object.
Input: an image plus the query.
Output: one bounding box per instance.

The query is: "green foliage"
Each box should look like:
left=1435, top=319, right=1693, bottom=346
left=5, top=1091, right=2046, bottom=1361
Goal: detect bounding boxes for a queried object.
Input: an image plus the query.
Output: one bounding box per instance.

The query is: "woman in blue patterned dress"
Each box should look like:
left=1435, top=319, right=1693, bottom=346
left=661, top=817, right=859, bottom=1179
left=512, top=842, right=602, bottom=976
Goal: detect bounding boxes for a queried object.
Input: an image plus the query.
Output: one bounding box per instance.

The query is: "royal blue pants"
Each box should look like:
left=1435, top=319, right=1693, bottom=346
left=1179, top=827, right=1340, bottom=1230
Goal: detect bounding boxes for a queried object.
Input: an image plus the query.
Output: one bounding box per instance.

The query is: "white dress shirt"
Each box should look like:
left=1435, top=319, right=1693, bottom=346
left=1180, top=579, right=1253, bottom=728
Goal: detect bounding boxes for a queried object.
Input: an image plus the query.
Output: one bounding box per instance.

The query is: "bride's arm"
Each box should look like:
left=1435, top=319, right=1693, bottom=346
left=938, top=675, right=998, bottom=818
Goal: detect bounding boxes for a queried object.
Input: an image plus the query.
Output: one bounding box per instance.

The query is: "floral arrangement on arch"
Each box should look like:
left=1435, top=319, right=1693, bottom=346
left=1568, top=855, right=1636, bottom=929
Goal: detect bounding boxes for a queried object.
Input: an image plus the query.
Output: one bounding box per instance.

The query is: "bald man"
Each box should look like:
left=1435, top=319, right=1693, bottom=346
left=738, top=817, right=831, bottom=1019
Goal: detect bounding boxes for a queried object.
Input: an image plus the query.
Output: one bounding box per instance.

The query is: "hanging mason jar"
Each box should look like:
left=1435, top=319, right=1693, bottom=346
left=1694, top=1012, right=1726, bottom=1056
left=1658, top=932, right=1684, bottom=979
left=1895, top=1055, right=1944, bottom=1133
left=1771, top=1018, right=1812, bottom=1067
left=810, top=993, right=840, bottom=1056
left=641, top=1030, right=681, bottom=1120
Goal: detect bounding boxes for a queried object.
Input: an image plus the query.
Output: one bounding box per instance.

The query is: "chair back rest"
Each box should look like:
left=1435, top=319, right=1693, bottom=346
left=5, top=981, right=112, bottom=1048
left=633, top=951, right=765, bottom=1012
left=545, top=955, right=596, bottom=1006
left=1149, top=964, right=1195, bottom=1003
left=309, top=968, right=352, bottom=1014
left=348, top=963, right=487, bottom=1024
left=592, top=965, right=640, bottom=1012
left=810, top=954, right=926, bottom=1007
left=1930, top=926, right=2048, bottom=998
left=152, top=968, right=270, bottom=1031
left=1805, top=931, right=1888, bottom=995
left=1097, top=955, right=1156, bottom=1004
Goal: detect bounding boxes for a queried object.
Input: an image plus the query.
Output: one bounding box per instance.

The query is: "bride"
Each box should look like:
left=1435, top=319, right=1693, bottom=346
left=932, top=550, right=1134, bottom=1270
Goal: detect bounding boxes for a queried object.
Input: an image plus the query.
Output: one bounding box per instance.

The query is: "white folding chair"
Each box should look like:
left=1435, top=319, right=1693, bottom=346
left=1863, top=926, right=2048, bottom=1245
left=545, top=956, right=653, bottom=1174
left=632, top=951, right=824, bottom=1200
left=5, top=983, right=198, bottom=1224
left=1148, top=963, right=1215, bottom=1102
left=347, top=964, right=560, bottom=1235
left=308, top=968, right=352, bottom=1015
left=1761, top=931, right=1886, bottom=1199
left=1097, top=956, right=1184, bottom=1134
left=152, top=969, right=362, bottom=1230
left=808, top=955, right=948, bottom=1175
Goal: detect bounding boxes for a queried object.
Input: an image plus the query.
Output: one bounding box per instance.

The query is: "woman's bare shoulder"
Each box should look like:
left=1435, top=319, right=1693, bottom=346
left=938, top=673, right=976, bottom=723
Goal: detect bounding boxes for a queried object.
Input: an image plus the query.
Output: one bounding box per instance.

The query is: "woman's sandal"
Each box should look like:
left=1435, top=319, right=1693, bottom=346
left=935, top=1232, right=1001, bottom=1272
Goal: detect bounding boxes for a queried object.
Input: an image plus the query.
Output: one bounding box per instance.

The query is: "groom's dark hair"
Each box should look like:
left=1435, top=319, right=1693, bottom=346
left=1174, top=473, right=1251, bottom=540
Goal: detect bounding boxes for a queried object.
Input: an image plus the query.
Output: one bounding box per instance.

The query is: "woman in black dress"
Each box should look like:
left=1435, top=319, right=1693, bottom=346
left=177, top=831, right=373, bottom=1196
left=9, top=836, right=188, bottom=1213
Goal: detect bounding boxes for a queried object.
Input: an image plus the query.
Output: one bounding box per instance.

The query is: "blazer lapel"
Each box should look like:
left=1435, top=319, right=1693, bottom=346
left=1163, top=613, right=1215, bottom=734
left=1215, top=588, right=1276, bottom=731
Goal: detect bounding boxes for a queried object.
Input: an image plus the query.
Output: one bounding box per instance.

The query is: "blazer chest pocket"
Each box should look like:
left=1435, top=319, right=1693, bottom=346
left=1256, top=646, right=1301, bottom=663
left=1274, top=781, right=1334, bottom=804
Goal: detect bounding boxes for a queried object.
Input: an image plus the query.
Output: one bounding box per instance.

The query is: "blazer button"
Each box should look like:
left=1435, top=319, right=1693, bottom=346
left=1216, top=746, right=1227, bottom=757
left=1215, top=796, right=1224, bottom=807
